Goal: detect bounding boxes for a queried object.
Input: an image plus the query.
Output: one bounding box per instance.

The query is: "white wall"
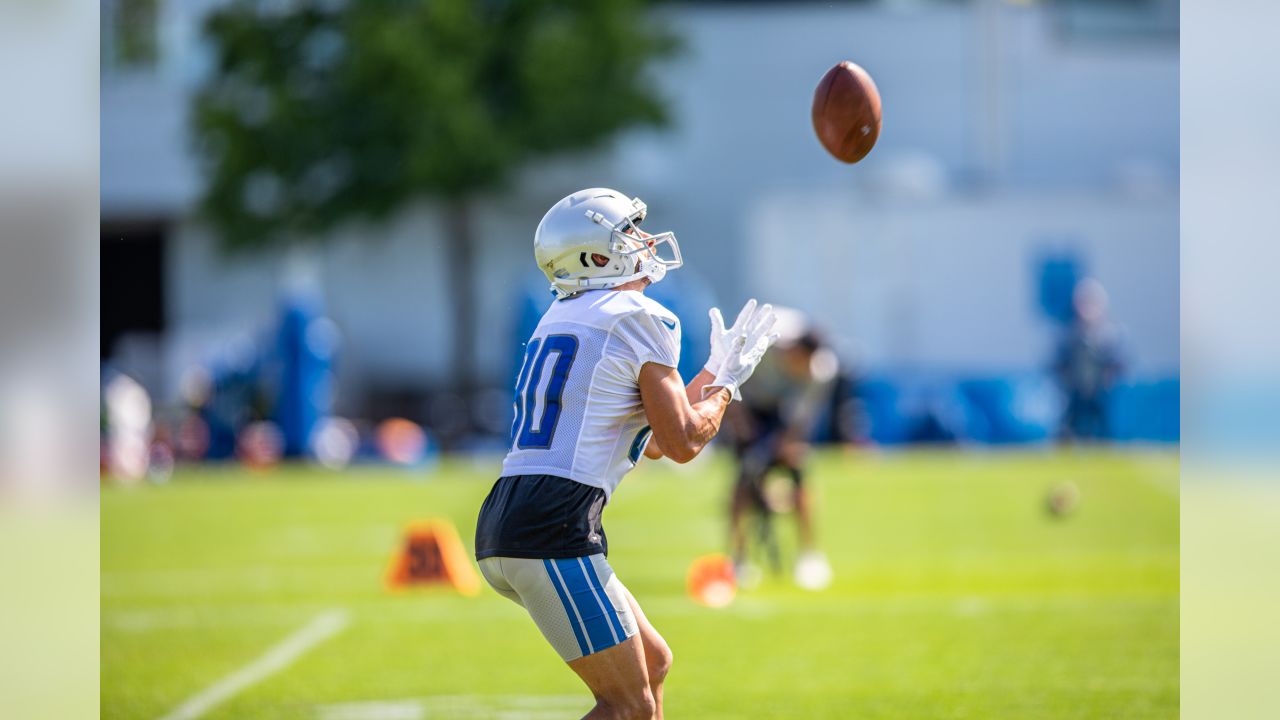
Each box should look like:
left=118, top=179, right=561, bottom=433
left=748, top=190, right=1178, bottom=374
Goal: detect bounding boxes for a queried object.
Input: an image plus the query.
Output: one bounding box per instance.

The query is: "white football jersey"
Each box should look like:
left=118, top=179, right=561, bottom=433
left=501, top=289, right=681, bottom=501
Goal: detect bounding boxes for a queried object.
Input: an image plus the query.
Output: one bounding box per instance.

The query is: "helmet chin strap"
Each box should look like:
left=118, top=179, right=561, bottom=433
left=551, top=255, right=665, bottom=298
left=554, top=267, right=652, bottom=298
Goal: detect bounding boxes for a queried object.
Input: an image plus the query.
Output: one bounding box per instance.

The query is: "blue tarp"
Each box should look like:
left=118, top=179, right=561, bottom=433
left=853, top=372, right=1178, bottom=445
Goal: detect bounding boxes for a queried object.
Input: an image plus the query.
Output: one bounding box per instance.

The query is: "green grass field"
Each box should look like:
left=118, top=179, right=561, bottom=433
left=102, top=449, right=1178, bottom=719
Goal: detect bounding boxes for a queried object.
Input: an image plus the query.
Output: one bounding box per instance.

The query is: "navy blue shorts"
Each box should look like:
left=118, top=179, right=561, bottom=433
left=475, top=474, right=608, bottom=560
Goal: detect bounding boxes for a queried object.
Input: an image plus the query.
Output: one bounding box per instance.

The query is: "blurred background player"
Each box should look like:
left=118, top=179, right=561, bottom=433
left=723, top=307, right=838, bottom=590
left=1053, top=278, right=1126, bottom=443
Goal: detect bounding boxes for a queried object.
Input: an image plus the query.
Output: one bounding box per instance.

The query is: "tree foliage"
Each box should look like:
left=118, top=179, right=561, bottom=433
left=194, top=0, right=679, bottom=250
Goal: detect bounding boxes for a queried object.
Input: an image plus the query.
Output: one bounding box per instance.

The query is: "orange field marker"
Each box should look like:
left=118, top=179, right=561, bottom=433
left=686, top=553, right=737, bottom=608
left=384, top=519, right=481, bottom=596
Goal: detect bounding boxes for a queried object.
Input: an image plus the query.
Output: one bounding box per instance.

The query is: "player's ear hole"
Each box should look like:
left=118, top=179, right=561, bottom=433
left=591, top=253, right=611, bottom=268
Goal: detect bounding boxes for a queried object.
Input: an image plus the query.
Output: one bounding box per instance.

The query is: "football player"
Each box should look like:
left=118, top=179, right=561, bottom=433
left=475, top=188, right=778, bottom=720
left=724, top=308, right=837, bottom=590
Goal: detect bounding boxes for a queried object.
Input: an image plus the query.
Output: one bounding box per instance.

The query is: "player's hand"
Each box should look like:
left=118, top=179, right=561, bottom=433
left=706, top=299, right=759, bottom=375
left=708, top=305, right=780, bottom=401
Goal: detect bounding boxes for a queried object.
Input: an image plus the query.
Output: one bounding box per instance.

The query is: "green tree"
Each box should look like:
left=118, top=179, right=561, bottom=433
left=193, top=0, right=677, bottom=405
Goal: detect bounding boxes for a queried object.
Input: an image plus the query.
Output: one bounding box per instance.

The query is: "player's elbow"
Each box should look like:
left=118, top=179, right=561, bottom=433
left=664, top=442, right=700, bottom=464
left=646, top=413, right=711, bottom=464
left=667, top=448, right=695, bottom=464
left=651, top=429, right=697, bottom=463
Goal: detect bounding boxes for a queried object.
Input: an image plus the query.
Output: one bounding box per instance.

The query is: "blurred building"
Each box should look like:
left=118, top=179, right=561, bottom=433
left=101, top=0, right=1178, bottom=439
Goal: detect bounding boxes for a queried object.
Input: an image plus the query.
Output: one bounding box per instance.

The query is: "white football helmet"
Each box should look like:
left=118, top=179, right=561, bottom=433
left=534, top=188, right=683, bottom=300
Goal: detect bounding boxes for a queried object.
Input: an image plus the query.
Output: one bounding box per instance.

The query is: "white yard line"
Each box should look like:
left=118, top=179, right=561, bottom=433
left=317, top=700, right=424, bottom=720
left=157, top=608, right=349, bottom=720
left=316, top=695, right=588, bottom=720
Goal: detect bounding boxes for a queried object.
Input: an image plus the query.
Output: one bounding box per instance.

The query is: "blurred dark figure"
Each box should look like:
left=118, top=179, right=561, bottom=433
left=1053, top=278, right=1125, bottom=442
left=724, top=308, right=837, bottom=590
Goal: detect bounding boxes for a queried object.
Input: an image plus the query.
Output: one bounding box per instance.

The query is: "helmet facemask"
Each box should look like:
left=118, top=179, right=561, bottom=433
left=587, top=197, right=683, bottom=288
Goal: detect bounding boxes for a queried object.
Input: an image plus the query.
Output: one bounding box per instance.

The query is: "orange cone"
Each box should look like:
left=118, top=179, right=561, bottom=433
left=686, top=553, right=737, bottom=608
left=385, top=519, right=481, bottom=596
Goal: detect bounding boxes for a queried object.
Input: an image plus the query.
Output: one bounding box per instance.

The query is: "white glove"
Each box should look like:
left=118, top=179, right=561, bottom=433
left=705, top=299, right=759, bottom=375
left=709, top=305, right=780, bottom=401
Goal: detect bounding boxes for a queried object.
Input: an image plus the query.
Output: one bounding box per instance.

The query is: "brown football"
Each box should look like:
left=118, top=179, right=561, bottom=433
left=812, top=61, right=882, bottom=164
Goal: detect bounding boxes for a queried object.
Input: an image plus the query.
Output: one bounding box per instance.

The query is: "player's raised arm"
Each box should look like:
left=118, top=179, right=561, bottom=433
left=639, top=304, right=778, bottom=463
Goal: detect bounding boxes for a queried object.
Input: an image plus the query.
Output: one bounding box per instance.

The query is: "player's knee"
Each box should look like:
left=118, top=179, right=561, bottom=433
left=626, top=687, right=657, bottom=719
left=649, top=644, right=673, bottom=685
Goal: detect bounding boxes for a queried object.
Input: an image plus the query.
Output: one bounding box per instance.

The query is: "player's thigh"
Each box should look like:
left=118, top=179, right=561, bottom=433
left=499, top=555, right=640, bottom=664
left=566, top=633, right=651, bottom=707
left=730, top=472, right=756, bottom=514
